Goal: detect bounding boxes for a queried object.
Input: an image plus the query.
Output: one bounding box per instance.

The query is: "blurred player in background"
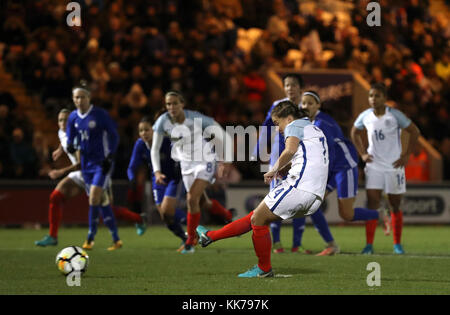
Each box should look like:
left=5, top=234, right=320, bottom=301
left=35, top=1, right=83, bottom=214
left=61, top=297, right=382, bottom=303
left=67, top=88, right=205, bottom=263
left=127, top=116, right=188, bottom=249
left=151, top=90, right=234, bottom=254
left=66, top=81, right=122, bottom=251
left=197, top=101, right=329, bottom=277
left=351, top=83, right=420, bottom=254
left=35, top=108, right=143, bottom=247
left=253, top=74, right=336, bottom=255
left=301, top=91, right=387, bottom=246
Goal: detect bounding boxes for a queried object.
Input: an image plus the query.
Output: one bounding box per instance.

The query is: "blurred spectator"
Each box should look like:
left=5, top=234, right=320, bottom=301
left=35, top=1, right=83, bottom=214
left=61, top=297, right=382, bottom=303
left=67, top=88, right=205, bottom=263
left=124, top=83, right=148, bottom=110
left=9, top=127, right=38, bottom=179
left=441, top=138, right=450, bottom=180
left=1, top=0, right=449, bottom=180
left=405, top=141, right=430, bottom=182
left=32, top=131, right=52, bottom=178
left=435, top=51, right=450, bottom=81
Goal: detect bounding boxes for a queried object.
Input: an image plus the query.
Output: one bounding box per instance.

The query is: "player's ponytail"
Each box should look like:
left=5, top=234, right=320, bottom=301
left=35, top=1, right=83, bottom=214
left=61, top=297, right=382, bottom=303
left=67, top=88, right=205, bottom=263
left=271, top=100, right=309, bottom=120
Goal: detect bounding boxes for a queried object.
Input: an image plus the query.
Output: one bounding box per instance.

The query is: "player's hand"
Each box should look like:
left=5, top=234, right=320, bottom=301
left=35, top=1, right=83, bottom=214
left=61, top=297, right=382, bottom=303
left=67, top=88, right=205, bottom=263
left=48, top=169, right=63, bottom=180
left=66, top=143, right=76, bottom=154
left=52, top=147, right=63, bottom=161
left=264, top=170, right=277, bottom=184
left=361, top=153, right=373, bottom=163
left=277, top=163, right=291, bottom=178
left=155, top=171, right=167, bottom=185
left=393, top=154, right=409, bottom=168
left=217, top=162, right=232, bottom=179
left=102, top=154, right=114, bottom=175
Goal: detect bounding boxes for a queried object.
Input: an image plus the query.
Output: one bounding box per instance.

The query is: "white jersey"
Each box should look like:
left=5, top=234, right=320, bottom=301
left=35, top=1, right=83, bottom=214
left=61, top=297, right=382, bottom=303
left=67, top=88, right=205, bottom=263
left=153, top=110, right=231, bottom=163
left=354, top=106, right=411, bottom=171
left=58, top=129, right=78, bottom=165
left=284, top=118, right=329, bottom=200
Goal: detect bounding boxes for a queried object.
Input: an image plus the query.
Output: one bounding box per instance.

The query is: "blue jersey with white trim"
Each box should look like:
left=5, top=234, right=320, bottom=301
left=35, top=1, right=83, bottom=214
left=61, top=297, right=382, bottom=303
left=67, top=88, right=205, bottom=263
left=127, top=137, right=178, bottom=182
left=66, top=106, right=119, bottom=173
left=315, top=111, right=358, bottom=172
left=253, top=98, right=291, bottom=164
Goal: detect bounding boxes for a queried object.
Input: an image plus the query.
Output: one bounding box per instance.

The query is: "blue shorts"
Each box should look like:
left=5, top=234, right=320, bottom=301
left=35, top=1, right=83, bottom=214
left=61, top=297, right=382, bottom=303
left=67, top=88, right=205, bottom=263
left=326, top=166, right=358, bottom=199
left=82, top=169, right=111, bottom=194
left=152, top=177, right=182, bottom=205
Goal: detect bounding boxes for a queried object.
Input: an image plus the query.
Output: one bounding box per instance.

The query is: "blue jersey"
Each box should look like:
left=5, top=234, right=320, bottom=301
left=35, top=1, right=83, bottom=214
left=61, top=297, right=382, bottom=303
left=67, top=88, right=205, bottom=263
left=254, top=98, right=290, bottom=165
left=66, top=105, right=119, bottom=173
left=315, top=111, right=358, bottom=172
left=127, top=137, right=178, bottom=181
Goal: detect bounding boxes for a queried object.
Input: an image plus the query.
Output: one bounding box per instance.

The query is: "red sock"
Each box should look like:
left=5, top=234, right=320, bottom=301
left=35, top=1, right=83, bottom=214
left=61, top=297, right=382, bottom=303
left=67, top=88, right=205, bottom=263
left=186, top=212, right=201, bottom=246
left=112, top=206, right=142, bottom=223
left=252, top=225, right=272, bottom=272
left=208, top=199, right=232, bottom=221
left=365, top=219, right=378, bottom=245
left=208, top=211, right=253, bottom=241
left=391, top=211, right=403, bottom=245
left=49, top=189, right=65, bottom=238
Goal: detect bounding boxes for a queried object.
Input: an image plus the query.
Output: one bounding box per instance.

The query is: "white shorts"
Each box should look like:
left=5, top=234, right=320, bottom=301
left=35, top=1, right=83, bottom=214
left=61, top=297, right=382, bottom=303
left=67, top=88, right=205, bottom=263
left=67, top=171, right=86, bottom=190
left=364, top=165, right=406, bottom=194
left=180, top=161, right=216, bottom=191
left=263, top=181, right=322, bottom=220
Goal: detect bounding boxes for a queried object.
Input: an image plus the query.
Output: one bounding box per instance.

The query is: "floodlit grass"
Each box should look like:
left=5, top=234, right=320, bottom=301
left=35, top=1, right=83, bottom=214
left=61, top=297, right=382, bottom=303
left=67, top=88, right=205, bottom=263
left=0, top=225, right=449, bottom=295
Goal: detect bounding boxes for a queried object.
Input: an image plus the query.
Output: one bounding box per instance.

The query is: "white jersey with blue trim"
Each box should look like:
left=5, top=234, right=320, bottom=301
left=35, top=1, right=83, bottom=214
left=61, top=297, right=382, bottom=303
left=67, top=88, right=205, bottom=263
left=153, top=109, right=217, bottom=163
left=58, top=129, right=78, bottom=165
left=284, top=118, right=329, bottom=200
left=354, top=106, right=411, bottom=171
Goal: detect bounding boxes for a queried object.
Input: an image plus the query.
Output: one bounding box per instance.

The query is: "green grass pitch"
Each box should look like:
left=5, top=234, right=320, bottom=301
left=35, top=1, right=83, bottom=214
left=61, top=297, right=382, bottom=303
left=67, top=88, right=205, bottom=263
left=1, top=225, right=449, bottom=295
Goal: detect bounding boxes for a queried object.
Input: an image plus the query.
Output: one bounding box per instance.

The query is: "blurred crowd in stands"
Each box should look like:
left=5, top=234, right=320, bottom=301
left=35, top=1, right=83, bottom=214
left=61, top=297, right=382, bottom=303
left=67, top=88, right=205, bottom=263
left=0, top=0, right=449, bottom=181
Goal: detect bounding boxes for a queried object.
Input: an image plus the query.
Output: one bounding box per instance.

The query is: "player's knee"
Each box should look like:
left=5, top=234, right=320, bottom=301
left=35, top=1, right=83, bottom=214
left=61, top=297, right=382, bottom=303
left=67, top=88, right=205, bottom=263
left=338, top=208, right=354, bottom=221
left=50, top=189, right=65, bottom=203
left=186, top=193, right=201, bottom=209
left=89, top=194, right=101, bottom=206
left=339, top=211, right=354, bottom=222
left=162, top=213, right=175, bottom=225
left=250, top=212, right=266, bottom=226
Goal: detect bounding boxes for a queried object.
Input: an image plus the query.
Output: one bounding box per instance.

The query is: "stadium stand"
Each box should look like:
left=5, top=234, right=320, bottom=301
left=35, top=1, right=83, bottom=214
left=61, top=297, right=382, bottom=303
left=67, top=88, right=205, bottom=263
left=0, top=0, right=448, bottom=181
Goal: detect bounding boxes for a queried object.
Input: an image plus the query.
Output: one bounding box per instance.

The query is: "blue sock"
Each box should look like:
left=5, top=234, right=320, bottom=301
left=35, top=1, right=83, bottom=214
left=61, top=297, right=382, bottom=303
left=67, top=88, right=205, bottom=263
left=167, top=222, right=187, bottom=241
left=353, top=208, right=379, bottom=221
left=174, top=208, right=187, bottom=225
left=100, top=205, right=120, bottom=242
left=270, top=221, right=282, bottom=243
left=292, top=218, right=306, bottom=248
left=87, top=205, right=100, bottom=242
left=311, top=208, right=334, bottom=243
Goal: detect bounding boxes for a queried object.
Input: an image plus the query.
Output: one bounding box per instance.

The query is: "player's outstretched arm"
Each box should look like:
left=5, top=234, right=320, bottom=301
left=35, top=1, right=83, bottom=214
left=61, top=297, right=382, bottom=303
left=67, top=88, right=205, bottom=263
left=48, top=161, right=81, bottom=180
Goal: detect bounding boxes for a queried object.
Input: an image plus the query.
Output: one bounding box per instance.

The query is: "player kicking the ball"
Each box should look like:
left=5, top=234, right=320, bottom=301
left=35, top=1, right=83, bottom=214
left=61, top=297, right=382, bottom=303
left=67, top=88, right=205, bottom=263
left=196, top=101, right=329, bottom=277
